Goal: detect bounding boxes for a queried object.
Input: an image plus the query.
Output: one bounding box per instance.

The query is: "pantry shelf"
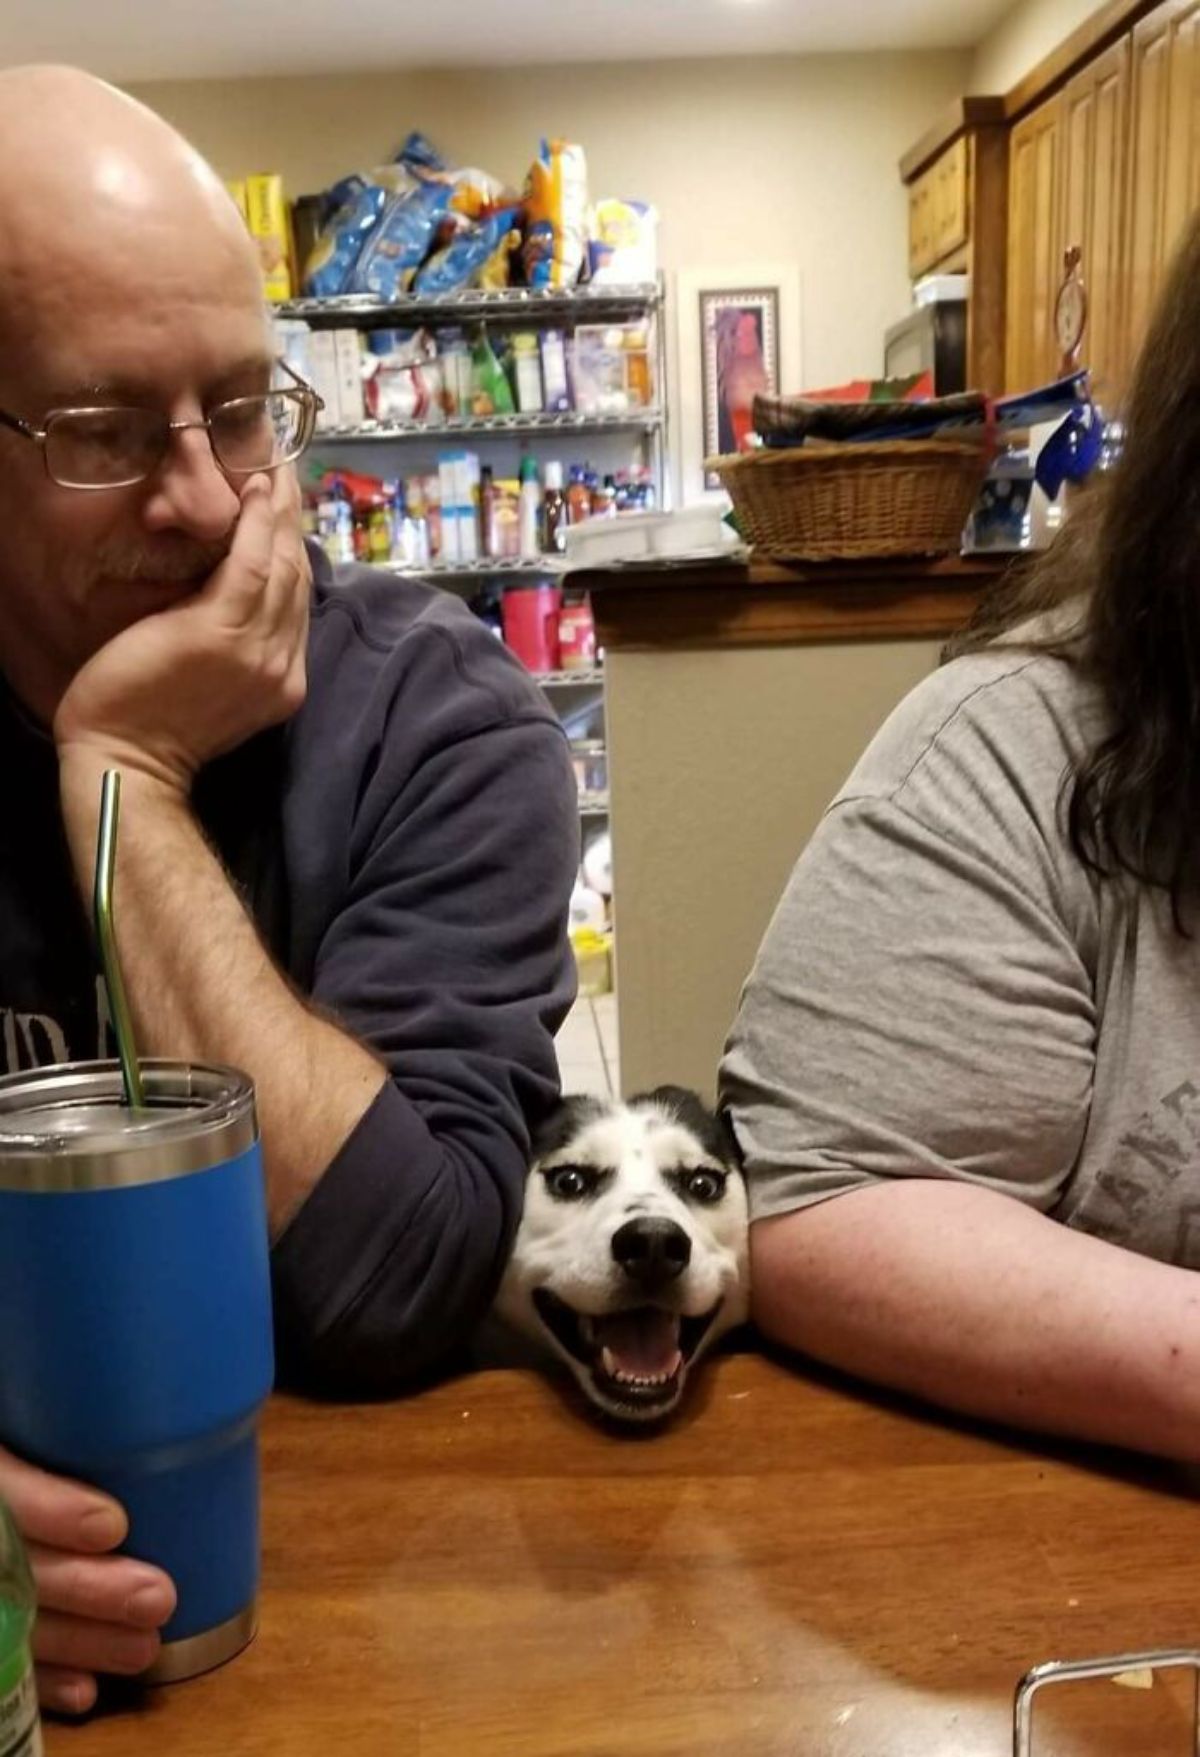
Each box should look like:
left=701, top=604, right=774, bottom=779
left=316, top=409, right=663, bottom=441
left=280, top=283, right=662, bottom=327
left=578, top=794, right=610, bottom=815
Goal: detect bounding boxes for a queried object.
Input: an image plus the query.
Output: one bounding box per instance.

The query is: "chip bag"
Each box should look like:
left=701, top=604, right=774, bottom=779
left=587, top=198, right=658, bottom=284
left=349, top=176, right=454, bottom=300
left=413, top=206, right=523, bottom=296
left=450, top=166, right=515, bottom=221
left=302, top=167, right=413, bottom=298
left=522, top=138, right=588, bottom=290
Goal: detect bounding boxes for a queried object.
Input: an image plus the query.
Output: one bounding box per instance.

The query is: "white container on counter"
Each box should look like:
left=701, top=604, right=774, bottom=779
left=562, top=505, right=737, bottom=566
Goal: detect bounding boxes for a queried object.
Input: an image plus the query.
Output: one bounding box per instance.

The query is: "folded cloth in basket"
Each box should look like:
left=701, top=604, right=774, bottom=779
left=753, top=390, right=991, bottom=448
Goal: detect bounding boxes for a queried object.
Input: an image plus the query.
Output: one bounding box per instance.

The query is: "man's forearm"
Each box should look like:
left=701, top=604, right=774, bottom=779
left=59, top=753, right=386, bottom=1233
left=753, top=1178, right=1200, bottom=1462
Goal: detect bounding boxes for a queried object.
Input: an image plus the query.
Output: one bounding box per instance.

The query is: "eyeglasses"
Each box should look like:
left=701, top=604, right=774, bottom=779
left=0, top=359, right=324, bottom=491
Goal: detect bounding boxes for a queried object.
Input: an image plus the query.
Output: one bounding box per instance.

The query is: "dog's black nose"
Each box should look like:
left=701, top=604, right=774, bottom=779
left=611, top=1217, right=692, bottom=1286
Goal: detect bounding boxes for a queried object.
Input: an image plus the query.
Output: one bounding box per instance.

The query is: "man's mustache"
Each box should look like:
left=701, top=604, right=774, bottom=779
left=92, top=539, right=232, bottom=585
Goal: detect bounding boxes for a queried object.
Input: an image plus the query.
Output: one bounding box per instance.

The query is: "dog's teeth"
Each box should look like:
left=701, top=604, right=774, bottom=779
left=601, top=1345, right=618, bottom=1377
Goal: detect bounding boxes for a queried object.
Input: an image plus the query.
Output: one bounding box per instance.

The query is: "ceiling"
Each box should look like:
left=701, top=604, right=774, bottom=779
left=2, top=0, right=1018, bottom=83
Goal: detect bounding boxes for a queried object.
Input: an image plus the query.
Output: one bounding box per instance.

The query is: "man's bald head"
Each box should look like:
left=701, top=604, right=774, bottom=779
left=0, top=67, right=282, bottom=719
left=0, top=64, right=262, bottom=321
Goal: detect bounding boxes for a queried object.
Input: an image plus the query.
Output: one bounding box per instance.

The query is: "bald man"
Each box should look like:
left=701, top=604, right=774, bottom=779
left=0, top=67, right=577, bottom=1712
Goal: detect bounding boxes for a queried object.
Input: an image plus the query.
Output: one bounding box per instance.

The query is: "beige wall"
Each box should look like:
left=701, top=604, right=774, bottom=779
left=606, top=636, right=944, bottom=1102
left=970, top=0, right=1103, bottom=91
left=130, top=51, right=968, bottom=396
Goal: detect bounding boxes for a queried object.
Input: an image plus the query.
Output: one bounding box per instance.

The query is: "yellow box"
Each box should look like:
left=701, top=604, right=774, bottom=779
left=244, top=173, right=294, bottom=302
left=225, top=179, right=248, bottom=225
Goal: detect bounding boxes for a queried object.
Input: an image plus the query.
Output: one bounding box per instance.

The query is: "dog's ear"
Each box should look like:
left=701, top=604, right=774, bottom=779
left=530, top=1094, right=609, bottom=1162
left=630, top=1086, right=742, bottom=1170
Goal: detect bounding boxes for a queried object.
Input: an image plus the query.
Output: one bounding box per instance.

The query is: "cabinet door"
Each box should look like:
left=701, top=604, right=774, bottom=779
left=1126, top=0, right=1200, bottom=364
left=908, top=171, right=935, bottom=277
left=934, top=137, right=969, bottom=263
left=1060, top=39, right=1130, bottom=406
left=1006, top=94, right=1065, bottom=392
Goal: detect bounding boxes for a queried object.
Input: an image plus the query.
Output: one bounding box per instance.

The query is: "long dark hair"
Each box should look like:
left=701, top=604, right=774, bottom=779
left=951, top=210, right=1200, bottom=930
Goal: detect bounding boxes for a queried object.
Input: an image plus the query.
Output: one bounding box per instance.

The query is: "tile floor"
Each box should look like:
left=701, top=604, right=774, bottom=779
left=554, top=991, right=619, bottom=1099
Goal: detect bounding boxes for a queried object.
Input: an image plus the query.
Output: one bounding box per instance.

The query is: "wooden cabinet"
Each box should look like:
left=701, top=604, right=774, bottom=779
left=908, top=173, right=935, bottom=278
left=907, top=135, right=970, bottom=278
left=1005, top=94, right=1065, bottom=392
left=1126, top=0, right=1200, bottom=360
left=1059, top=39, right=1131, bottom=404
left=900, top=101, right=1008, bottom=393
left=1006, top=46, right=1130, bottom=399
left=904, top=1, right=1200, bottom=406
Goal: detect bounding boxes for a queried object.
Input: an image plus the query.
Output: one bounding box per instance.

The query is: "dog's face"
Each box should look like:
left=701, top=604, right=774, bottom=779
left=494, top=1087, right=749, bottom=1424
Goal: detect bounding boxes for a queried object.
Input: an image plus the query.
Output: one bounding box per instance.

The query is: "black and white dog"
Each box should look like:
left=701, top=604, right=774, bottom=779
left=494, top=1087, right=750, bottom=1424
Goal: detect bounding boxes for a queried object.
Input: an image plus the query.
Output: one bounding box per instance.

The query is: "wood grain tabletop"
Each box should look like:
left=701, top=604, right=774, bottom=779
left=44, top=1349, right=1200, bottom=1756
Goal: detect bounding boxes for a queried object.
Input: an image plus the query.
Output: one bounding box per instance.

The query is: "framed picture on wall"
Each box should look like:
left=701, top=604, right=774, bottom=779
left=699, top=287, right=780, bottom=487
left=673, top=264, right=802, bottom=504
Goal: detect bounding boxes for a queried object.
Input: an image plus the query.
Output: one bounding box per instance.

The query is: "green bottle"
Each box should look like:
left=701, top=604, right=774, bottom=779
left=0, top=1501, right=41, bottom=1756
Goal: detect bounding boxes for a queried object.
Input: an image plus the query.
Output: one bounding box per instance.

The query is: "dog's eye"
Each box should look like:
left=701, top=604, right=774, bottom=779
left=544, top=1165, right=597, bottom=1200
left=681, top=1169, right=726, bottom=1204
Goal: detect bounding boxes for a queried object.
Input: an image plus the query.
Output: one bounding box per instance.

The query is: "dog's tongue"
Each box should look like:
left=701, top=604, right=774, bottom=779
left=594, top=1308, right=682, bottom=1378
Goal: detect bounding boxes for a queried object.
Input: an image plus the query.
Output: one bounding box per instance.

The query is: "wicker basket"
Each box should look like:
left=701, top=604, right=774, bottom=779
left=707, top=437, right=992, bottom=561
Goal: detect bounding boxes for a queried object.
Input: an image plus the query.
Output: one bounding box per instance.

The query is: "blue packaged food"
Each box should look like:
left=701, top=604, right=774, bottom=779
left=303, top=172, right=409, bottom=298
left=395, top=131, right=446, bottom=173
left=350, top=179, right=454, bottom=300
left=413, top=206, right=522, bottom=295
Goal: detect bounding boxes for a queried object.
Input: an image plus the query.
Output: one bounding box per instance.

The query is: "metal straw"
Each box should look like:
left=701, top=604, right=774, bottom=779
left=94, top=770, right=145, bottom=1110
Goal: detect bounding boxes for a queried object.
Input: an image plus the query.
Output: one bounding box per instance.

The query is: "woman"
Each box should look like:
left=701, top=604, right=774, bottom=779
left=722, top=208, right=1200, bottom=1465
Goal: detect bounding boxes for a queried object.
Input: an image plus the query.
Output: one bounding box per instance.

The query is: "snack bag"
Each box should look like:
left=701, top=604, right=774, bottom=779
left=413, top=206, right=523, bottom=295
left=522, top=139, right=588, bottom=290
left=395, top=130, right=447, bottom=173
left=350, top=176, right=454, bottom=300
left=587, top=198, right=658, bottom=284
left=450, top=166, right=515, bottom=221
left=303, top=169, right=411, bottom=298
left=476, top=220, right=520, bottom=291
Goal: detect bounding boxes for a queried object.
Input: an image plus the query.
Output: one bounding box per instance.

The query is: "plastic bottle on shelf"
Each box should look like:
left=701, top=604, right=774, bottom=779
left=566, top=465, right=591, bottom=526
left=440, top=327, right=472, bottom=418
left=480, top=464, right=498, bottom=560
left=423, top=472, right=443, bottom=560
left=367, top=493, right=393, bottom=562
left=592, top=474, right=618, bottom=519
left=558, top=591, right=596, bottom=672
left=518, top=456, right=542, bottom=560
left=401, top=480, right=431, bottom=569
left=543, top=461, right=567, bottom=553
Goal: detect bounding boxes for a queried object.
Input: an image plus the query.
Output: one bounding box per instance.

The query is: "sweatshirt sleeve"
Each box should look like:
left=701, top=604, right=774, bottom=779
left=270, top=704, right=579, bottom=1393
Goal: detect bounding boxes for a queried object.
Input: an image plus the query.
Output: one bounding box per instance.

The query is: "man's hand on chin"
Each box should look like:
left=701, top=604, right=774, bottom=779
left=53, top=468, right=310, bottom=796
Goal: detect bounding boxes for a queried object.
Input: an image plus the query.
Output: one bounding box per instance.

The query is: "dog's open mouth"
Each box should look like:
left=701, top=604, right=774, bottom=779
left=532, top=1289, right=722, bottom=1411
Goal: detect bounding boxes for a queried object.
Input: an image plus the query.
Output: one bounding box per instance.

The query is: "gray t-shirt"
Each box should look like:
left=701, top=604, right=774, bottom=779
left=721, top=638, right=1200, bottom=1267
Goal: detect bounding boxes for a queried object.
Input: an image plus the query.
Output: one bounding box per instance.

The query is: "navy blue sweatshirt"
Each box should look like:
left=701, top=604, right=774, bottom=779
left=0, top=544, right=579, bottom=1391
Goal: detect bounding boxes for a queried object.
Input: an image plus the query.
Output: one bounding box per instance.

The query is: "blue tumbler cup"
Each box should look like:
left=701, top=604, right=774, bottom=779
left=0, top=1061, right=273, bottom=1683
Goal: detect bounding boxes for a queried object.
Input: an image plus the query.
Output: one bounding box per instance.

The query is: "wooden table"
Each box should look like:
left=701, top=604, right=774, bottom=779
left=48, top=1351, right=1200, bottom=1756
